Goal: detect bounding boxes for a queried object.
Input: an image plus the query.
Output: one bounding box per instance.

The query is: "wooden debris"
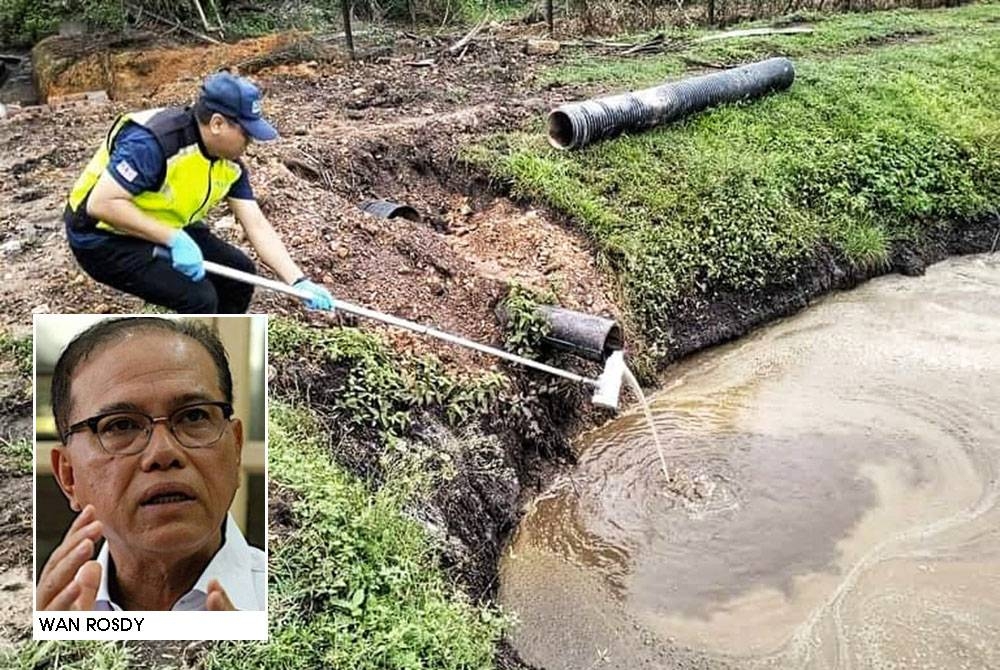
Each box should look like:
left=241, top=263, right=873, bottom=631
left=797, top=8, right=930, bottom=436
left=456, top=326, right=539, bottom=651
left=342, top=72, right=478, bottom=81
left=693, top=26, right=813, bottom=43
left=126, top=4, right=222, bottom=45
left=191, top=0, right=222, bottom=34
left=341, top=0, right=355, bottom=59
left=447, top=17, right=488, bottom=55
left=404, top=58, right=436, bottom=68
left=621, top=33, right=666, bottom=56
left=581, top=38, right=633, bottom=48
left=525, top=38, right=561, bottom=56
left=207, top=0, right=225, bottom=35
left=574, top=34, right=686, bottom=56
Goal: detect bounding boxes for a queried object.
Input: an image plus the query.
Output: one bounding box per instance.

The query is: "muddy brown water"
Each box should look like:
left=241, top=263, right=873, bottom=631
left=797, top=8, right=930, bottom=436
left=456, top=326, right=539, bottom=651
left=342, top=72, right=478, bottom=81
left=500, top=254, right=1000, bottom=670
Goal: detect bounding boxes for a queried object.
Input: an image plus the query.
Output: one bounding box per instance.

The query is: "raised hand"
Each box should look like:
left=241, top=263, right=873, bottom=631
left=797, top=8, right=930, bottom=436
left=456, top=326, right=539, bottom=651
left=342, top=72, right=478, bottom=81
left=205, top=578, right=236, bottom=611
left=37, top=504, right=104, bottom=611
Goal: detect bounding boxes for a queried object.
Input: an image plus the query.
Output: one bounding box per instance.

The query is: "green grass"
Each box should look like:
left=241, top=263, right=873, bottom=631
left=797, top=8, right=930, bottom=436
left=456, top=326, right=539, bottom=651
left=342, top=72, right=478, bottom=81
left=468, top=2, right=1000, bottom=352
left=540, top=3, right=999, bottom=86
left=268, top=318, right=505, bottom=447
left=688, top=3, right=1000, bottom=64
left=0, top=641, right=132, bottom=670
left=0, top=328, right=32, bottom=381
left=0, top=435, right=32, bottom=474
left=198, top=402, right=504, bottom=670
left=540, top=55, right=688, bottom=89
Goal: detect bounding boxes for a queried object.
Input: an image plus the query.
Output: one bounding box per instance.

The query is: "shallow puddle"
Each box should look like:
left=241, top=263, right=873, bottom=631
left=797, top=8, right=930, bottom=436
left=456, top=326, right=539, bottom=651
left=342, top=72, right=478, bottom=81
left=500, top=254, right=1000, bottom=669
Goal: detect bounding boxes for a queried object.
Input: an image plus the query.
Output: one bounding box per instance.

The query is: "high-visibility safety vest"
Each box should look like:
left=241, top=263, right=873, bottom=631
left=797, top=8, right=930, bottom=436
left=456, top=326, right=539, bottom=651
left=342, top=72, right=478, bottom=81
left=66, top=107, right=243, bottom=233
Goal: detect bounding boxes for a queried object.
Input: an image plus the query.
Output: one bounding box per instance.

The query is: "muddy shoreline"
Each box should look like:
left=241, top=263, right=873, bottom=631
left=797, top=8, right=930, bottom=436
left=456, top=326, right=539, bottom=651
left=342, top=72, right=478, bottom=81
left=272, top=199, right=998, bottom=668
left=439, top=213, right=998, bottom=668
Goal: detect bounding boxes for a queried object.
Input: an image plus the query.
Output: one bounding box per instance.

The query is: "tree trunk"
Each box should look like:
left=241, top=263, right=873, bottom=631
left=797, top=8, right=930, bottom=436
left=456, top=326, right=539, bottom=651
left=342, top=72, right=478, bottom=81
left=342, top=0, right=355, bottom=60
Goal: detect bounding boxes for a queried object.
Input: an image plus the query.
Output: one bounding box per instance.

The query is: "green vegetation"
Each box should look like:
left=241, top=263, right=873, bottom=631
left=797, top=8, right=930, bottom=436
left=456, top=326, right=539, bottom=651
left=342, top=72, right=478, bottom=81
left=500, top=284, right=553, bottom=357
left=539, top=55, right=687, bottom=91
left=0, top=0, right=124, bottom=47
left=0, top=434, right=31, bottom=474
left=0, top=328, right=32, bottom=381
left=0, top=0, right=530, bottom=47
left=687, top=3, right=1000, bottom=65
left=468, top=2, right=1000, bottom=352
left=198, top=403, right=504, bottom=670
left=0, top=328, right=32, bottom=474
left=1, top=641, right=131, bottom=670
left=269, top=318, right=505, bottom=446
left=542, top=4, right=999, bottom=87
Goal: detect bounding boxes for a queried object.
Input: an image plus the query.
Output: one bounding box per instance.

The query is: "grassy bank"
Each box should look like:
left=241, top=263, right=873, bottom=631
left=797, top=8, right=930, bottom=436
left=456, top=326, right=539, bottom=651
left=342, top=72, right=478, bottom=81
left=204, top=320, right=513, bottom=668
left=267, top=318, right=507, bottom=447
left=467, top=2, right=1000, bottom=354
left=199, top=402, right=504, bottom=670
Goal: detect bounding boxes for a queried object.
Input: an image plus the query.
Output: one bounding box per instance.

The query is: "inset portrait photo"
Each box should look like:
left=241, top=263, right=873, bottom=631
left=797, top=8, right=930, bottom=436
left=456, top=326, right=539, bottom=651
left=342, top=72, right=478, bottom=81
left=33, top=315, right=267, bottom=640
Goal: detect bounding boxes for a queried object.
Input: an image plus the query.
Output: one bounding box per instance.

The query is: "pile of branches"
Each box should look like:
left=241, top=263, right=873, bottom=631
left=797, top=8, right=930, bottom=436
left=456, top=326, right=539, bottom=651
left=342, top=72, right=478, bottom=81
left=124, top=0, right=228, bottom=43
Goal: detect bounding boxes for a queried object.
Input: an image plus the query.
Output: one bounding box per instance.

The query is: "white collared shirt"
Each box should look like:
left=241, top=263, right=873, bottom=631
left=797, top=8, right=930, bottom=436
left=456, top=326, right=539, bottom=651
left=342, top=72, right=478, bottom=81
left=94, top=513, right=266, bottom=611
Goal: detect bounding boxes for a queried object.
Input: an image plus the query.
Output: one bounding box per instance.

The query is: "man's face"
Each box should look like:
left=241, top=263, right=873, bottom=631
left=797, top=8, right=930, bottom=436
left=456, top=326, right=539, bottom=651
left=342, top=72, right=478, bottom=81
left=52, top=331, right=243, bottom=559
left=205, top=114, right=250, bottom=160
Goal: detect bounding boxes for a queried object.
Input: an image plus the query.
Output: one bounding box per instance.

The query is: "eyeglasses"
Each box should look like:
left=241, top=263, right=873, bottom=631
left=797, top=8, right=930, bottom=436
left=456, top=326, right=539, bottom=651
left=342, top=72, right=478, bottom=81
left=62, top=401, right=234, bottom=456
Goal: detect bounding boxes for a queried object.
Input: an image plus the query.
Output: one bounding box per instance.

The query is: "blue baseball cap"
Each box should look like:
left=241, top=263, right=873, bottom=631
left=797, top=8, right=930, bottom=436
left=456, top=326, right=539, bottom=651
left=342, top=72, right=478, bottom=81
left=199, top=72, right=278, bottom=141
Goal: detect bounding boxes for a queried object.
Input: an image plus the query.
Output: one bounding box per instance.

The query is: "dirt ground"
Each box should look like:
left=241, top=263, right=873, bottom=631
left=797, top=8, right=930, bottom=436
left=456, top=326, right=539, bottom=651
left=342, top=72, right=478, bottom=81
left=0, top=477, right=32, bottom=647
left=0, top=25, right=622, bottom=372
left=0, top=348, right=32, bottom=647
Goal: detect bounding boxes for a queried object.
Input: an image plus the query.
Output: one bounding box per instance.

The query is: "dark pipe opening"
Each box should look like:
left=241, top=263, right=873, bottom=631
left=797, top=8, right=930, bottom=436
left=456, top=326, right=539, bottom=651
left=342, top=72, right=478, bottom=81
left=548, top=110, right=575, bottom=150
left=360, top=199, right=421, bottom=221
left=536, top=306, right=624, bottom=362
left=604, top=323, right=624, bottom=354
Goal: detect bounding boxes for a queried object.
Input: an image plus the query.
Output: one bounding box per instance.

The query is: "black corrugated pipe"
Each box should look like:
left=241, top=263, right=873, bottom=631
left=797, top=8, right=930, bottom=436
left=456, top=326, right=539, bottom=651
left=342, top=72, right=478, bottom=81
left=359, top=199, right=421, bottom=221
left=496, top=305, right=623, bottom=361
left=548, top=57, right=795, bottom=150
left=536, top=306, right=623, bottom=362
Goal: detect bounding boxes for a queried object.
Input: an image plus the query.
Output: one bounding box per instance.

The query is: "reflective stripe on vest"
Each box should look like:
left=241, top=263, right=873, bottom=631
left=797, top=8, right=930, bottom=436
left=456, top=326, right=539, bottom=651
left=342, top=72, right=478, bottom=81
left=67, top=107, right=243, bottom=233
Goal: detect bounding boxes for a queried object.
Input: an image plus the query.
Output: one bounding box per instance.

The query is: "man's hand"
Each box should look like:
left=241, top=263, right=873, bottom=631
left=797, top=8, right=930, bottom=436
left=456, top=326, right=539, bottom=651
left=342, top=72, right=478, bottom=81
left=293, top=277, right=335, bottom=311
left=167, top=230, right=206, bottom=281
left=37, top=505, right=104, bottom=611
left=205, top=579, right=236, bottom=611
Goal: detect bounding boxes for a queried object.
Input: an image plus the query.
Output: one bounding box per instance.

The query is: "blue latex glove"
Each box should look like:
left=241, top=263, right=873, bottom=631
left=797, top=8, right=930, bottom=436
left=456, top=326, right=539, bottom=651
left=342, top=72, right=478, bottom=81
left=167, top=230, right=205, bottom=281
left=293, top=278, right=335, bottom=311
